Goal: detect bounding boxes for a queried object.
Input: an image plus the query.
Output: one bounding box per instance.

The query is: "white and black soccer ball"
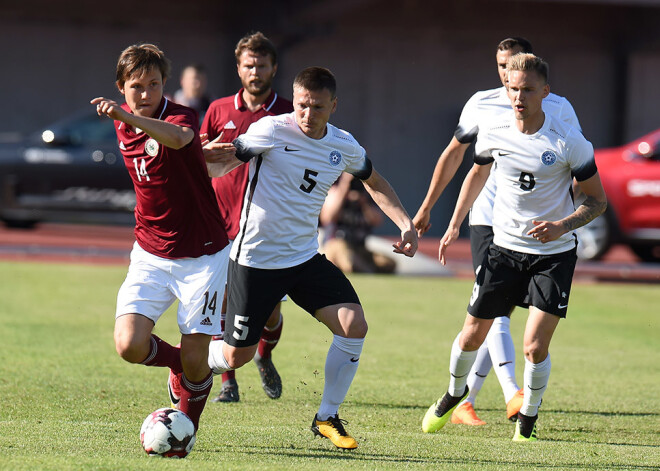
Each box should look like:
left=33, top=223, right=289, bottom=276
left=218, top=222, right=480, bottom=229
left=140, top=408, right=196, bottom=458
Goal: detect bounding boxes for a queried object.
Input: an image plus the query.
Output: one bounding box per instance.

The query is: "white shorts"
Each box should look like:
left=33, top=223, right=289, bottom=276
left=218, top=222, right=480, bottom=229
left=116, top=242, right=230, bottom=335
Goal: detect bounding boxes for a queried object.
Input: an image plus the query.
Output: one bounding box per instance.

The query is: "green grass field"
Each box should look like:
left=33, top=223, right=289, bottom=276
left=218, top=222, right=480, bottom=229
left=0, top=260, right=658, bottom=470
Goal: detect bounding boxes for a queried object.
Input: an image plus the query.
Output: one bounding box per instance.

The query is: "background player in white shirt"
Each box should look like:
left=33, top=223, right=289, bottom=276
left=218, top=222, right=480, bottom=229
left=422, top=54, right=607, bottom=441
left=414, top=37, right=581, bottom=426
left=205, top=67, right=417, bottom=449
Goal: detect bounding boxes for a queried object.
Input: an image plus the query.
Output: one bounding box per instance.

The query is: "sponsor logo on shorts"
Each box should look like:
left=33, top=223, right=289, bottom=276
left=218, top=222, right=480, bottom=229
left=541, top=150, right=557, bottom=166
left=350, top=357, right=360, bottom=363
left=469, top=280, right=480, bottom=306
left=558, top=303, right=568, bottom=309
left=329, top=150, right=342, bottom=166
left=200, top=317, right=213, bottom=326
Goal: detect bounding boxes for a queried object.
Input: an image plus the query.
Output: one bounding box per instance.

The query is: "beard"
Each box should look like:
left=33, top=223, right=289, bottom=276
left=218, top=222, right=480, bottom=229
left=244, top=76, right=274, bottom=97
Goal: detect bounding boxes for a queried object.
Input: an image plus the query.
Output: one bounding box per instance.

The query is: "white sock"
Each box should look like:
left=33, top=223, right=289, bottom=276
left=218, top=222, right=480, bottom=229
left=207, top=338, right=232, bottom=375
left=317, top=335, right=364, bottom=420
left=487, top=316, right=519, bottom=403
left=465, top=343, right=492, bottom=406
left=520, top=354, right=551, bottom=417
left=448, top=332, right=479, bottom=397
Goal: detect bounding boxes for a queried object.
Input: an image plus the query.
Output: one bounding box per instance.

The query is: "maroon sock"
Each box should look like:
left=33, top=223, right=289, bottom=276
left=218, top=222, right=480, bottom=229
left=141, top=335, right=182, bottom=373
left=179, top=372, right=213, bottom=431
left=257, top=315, right=283, bottom=359
left=221, top=370, right=236, bottom=383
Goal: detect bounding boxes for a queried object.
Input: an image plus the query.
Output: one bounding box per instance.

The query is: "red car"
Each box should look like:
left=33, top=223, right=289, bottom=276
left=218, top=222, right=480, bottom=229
left=577, top=128, right=660, bottom=262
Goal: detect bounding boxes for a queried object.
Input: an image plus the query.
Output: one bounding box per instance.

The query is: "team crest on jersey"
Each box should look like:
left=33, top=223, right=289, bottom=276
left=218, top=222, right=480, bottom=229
left=541, top=150, right=557, bottom=166
left=329, top=150, right=342, bottom=166
left=145, top=138, right=159, bottom=157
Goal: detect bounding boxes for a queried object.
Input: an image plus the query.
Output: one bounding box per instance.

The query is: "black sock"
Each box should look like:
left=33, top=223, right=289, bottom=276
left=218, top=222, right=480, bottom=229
left=436, top=386, right=469, bottom=416
left=517, top=412, right=538, bottom=438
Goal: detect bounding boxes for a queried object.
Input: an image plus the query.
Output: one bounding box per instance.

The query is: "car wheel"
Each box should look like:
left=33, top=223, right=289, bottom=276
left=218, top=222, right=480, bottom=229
left=575, top=214, right=611, bottom=260
left=630, top=244, right=660, bottom=263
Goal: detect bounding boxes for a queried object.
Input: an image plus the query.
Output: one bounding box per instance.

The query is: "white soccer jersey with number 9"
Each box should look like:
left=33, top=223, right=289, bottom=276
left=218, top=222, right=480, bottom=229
left=230, top=112, right=371, bottom=269
left=455, top=87, right=581, bottom=227
left=474, top=114, right=596, bottom=255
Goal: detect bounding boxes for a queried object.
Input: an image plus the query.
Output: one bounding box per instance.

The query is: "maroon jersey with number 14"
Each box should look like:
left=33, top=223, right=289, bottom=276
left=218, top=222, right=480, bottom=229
left=115, top=97, right=228, bottom=259
left=201, top=89, right=293, bottom=239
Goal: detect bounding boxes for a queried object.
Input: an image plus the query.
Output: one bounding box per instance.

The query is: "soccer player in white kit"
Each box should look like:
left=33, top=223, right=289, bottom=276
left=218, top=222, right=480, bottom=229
left=414, top=38, right=581, bottom=426
left=205, top=66, right=417, bottom=449
left=422, top=54, right=607, bottom=441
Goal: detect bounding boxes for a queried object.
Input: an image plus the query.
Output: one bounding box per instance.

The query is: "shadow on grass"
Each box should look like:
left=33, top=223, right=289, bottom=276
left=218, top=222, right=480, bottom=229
left=207, top=443, right=660, bottom=469
left=349, top=401, right=659, bottom=418
left=541, top=437, right=660, bottom=448
left=548, top=409, right=659, bottom=417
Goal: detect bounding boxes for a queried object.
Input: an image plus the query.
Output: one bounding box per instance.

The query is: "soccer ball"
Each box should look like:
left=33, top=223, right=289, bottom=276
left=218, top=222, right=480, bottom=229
left=140, top=408, right=196, bottom=458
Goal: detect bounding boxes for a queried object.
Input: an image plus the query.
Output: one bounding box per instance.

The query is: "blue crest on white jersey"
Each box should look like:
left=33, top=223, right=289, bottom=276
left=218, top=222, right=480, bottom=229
left=541, top=150, right=557, bottom=166
left=329, top=150, right=342, bottom=166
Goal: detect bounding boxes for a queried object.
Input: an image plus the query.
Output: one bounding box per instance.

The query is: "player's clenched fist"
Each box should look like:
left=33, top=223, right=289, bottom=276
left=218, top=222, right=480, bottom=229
left=90, top=97, right=128, bottom=121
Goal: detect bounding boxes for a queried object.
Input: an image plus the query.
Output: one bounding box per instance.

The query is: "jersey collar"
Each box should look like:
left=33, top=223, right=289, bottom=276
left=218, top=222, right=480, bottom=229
left=118, top=96, right=168, bottom=131
left=234, top=88, right=278, bottom=112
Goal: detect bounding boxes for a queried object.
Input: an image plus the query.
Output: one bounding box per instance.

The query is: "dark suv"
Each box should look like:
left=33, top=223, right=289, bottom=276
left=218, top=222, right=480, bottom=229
left=0, top=111, right=135, bottom=228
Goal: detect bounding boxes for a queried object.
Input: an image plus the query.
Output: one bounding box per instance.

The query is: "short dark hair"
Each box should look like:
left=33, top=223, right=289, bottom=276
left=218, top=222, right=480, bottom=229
left=497, top=37, right=533, bottom=54
left=293, top=67, right=337, bottom=99
left=116, top=43, right=171, bottom=88
left=235, top=31, right=278, bottom=65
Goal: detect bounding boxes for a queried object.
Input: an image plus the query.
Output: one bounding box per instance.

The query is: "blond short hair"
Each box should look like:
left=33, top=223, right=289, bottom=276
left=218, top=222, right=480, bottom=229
left=507, top=53, right=549, bottom=83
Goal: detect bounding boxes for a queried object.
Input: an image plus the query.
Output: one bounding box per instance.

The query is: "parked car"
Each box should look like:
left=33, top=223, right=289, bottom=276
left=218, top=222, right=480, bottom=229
left=576, top=128, right=660, bottom=262
left=0, top=111, right=135, bottom=228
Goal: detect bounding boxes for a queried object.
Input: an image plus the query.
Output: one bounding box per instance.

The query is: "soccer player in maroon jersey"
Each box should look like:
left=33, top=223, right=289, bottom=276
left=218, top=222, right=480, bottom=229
left=201, top=32, right=292, bottom=403
left=91, top=43, right=230, bottom=434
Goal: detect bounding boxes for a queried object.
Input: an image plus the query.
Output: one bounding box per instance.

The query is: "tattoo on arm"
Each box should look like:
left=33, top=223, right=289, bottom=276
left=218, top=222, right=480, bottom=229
left=562, top=195, right=607, bottom=232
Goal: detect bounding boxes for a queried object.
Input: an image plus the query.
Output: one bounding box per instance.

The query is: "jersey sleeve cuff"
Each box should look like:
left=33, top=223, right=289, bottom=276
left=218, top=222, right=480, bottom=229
left=572, top=159, right=598, bottom=181
left=232, top=137, right=256, bottom=163
left=348, top=157, right=373, bottom=180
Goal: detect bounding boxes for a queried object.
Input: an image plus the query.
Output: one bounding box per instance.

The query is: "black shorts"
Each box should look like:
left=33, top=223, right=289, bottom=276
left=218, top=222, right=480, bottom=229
left=467, top=244, right=577, bottom=319
left=225, top=254, right=361, bottom=347
left=469, top=225, right=494, bottom=273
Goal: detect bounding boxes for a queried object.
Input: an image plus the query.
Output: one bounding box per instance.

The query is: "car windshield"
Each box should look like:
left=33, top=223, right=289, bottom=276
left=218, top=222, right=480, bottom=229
left=41, top=112, right=117, bottom=146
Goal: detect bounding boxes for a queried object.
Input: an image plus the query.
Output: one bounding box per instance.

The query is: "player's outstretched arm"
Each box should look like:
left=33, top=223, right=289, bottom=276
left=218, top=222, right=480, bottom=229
left=528, top=173, right=607, bottom=243
left=90, top=97, right=194, bottom=150
left=438, top=162, right=491, bottom=265
left=362, top=169, right=417, bottom=257
left=413, top=137, right=470, bottom=237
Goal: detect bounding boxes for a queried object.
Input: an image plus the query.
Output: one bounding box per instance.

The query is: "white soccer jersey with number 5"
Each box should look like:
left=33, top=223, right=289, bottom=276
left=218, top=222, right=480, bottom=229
left=230, top=112, right=371, bottom=269
left=455, top=87, right=581, bottom=227
left=474, top=114, right=596, bottom=255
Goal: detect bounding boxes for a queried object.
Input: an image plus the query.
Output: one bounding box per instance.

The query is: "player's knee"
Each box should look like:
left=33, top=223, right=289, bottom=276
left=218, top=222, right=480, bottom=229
left=224, top=346, right=255, bottom=369
left=458, top=326, right=487, bottom=351
left=458, top=334, right=483, bottom=351
left=114, top=333, right=146, bottom=364
left=523, top=342, right=548, bottom=363
left=346, top=312, right=368, bottom=338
